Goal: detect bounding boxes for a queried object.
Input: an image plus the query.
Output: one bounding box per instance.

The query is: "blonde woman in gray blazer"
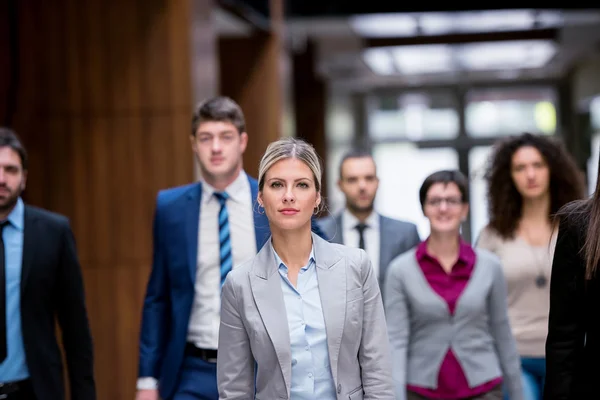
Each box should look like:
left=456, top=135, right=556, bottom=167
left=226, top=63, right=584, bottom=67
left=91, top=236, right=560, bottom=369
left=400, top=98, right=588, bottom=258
left=217, top=138, right=394, bottom=400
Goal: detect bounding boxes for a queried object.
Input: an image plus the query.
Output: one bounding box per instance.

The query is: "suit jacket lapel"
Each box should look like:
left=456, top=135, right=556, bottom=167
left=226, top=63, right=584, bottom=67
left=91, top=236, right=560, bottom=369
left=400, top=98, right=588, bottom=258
left=20, top=206, right=37, bottom=291
left=314, top=233, right=345, bottom=386
left=331, top=214, right=344, bottom=245
left=379, top=216, right=394, bottom=282
left=249, top=176, right=270, bottom=251
left=250, top=240, right=292, bottom=394
left=185, top=183, right=202, bottom=283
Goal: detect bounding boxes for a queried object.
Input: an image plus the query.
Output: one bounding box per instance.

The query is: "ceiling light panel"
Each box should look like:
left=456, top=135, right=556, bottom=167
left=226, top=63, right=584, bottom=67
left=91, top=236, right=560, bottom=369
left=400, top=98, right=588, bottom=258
left=349, top=13, right=418, bottom=37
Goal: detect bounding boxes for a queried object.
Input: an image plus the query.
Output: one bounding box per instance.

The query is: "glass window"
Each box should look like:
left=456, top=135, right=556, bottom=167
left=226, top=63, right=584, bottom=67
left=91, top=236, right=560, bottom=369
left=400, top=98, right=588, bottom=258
left=324, top=143, right=354, bottom=215
left=372, top=143, right=459, bottom=239
left=592, top=96, right=600, bottom=131
left=588, top=133, right=599, bottom=197
left=326, top=93, right=356, bottom=144
left=466, top=87, right=558, bottom=137
left=469, top=146, right=493, bottom=243
left=368, top=92, right=459, bottom=141
left=586, top=97, right=600, bottom=196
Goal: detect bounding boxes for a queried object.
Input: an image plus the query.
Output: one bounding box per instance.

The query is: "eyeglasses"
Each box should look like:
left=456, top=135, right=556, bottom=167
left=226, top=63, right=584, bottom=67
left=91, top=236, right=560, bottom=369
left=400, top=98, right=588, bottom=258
left=425, top=197, right=463, bottom=207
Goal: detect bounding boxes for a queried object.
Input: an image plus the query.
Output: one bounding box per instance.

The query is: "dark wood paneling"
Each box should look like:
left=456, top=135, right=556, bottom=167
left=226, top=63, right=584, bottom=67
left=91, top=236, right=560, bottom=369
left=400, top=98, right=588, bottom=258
left=0, top=0, right=212, bottom=398
left=292, top=39, right=328, bottom=207
left=218, top=26, right=284, bottom=178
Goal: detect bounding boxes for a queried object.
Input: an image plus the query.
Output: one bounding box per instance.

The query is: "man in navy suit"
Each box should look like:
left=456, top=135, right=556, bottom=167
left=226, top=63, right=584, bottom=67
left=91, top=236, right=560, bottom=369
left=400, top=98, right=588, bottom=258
left=135, top=96, right=324, bottom=400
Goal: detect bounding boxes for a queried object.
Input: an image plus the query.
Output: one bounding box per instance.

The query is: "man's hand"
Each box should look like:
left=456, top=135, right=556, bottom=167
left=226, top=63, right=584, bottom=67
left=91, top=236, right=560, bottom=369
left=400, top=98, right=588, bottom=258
left=136, top=389, right=159, bottom=400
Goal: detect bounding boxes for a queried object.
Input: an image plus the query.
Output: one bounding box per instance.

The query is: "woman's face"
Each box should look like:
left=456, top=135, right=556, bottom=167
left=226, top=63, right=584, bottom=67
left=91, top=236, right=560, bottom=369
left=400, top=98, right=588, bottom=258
left=510, top=145, right=550, bottom=200
left=423, top=182, right=468, bottom=235
left=258, top=157, right=320, bottom=232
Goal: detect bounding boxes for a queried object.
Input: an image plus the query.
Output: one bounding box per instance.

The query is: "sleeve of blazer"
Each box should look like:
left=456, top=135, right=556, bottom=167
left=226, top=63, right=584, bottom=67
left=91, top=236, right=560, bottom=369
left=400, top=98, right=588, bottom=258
left=138, top=194, right=170, bottom=378
left=543, top=219, right=586, bottom=400
left=406, top=224, right=421, bottom=250
left=56, top=219, right=96, bottom=400
left=357, top=250, right=395, bottom=400
left=487, top=256, right=523, bottom=400
left=383, top=258, right=409, bottom=400
left=217, top=274, right=255, bottom=399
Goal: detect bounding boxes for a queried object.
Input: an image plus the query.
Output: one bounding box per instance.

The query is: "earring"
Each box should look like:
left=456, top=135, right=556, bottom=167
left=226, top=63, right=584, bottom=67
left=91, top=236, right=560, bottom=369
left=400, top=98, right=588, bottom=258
left=313, top=206, right=319, bottom=215
left=257, top=203, right=265, bottom=215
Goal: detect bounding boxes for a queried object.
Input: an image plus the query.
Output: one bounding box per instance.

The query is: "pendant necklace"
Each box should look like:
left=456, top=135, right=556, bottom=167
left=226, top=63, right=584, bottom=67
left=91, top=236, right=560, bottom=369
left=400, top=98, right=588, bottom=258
left=522, top=228, right=550, bottom=289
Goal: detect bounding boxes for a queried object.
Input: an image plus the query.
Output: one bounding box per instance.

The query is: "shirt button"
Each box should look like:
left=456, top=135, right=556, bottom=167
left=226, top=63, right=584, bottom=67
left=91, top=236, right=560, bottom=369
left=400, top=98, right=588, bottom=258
left=305, top=346, right=310, bottom=351
left=298, top=296, right=301, bottom=300
left=308, top=373, right=313, bottom=378
left=301, top=321, right=305, bottom=326
left=291, top=359, right=297, bottom=366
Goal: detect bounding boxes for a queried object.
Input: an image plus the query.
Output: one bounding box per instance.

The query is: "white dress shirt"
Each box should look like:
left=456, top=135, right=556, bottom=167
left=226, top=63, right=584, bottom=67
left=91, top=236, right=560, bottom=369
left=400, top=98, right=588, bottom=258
left=137, top=171, right=257, bottom=391
left=187, top=171, right=257, bottom=349
left=342, top=209, right=380, bottom=280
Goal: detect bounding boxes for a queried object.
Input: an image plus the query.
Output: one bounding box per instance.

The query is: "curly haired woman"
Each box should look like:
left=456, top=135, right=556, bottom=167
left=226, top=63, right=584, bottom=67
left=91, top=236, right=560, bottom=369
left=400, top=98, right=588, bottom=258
left=475, top=132, right=586, bottom=400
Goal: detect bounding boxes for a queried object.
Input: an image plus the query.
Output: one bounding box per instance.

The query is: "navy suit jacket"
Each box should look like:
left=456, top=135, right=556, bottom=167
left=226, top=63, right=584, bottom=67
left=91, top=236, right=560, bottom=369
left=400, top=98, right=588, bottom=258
left=138, top=174, right=325, bottom=399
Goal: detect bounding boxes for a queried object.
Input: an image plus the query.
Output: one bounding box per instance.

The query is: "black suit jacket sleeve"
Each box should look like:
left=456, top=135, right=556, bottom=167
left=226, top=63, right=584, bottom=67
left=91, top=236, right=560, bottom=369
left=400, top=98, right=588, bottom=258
left=56, top=220, right=96, bottom=400
left=543, top=218, right=586, bottom=400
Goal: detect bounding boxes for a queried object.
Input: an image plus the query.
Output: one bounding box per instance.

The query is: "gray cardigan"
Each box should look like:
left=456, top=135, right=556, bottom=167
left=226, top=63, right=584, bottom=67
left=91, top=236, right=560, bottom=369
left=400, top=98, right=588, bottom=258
left=384, top=248, right=523, bottom=400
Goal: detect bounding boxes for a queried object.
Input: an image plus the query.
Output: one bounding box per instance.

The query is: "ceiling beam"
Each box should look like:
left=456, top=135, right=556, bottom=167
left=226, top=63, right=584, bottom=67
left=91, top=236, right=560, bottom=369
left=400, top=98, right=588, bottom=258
left=364, top=28, right=559, bottom=47
left=217, top=0, right=272, bottom=32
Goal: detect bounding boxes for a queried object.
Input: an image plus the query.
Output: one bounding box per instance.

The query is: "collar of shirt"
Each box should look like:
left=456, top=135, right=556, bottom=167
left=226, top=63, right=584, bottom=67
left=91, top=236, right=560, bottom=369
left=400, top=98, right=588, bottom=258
left=6, top=197, right=24, bottom=231
left=273, top=244, right=316, bottom=274
left=342, top=208, right=379, bottom=231
left=416, top=236, right=476, bottom=267
left=201, top=170, right=248, bottom=205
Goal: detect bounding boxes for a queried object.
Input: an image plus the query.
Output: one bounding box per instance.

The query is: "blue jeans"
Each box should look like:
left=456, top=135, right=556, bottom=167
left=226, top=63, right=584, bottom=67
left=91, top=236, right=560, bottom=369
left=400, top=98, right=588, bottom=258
left=503, top=357, right=545, bottom=400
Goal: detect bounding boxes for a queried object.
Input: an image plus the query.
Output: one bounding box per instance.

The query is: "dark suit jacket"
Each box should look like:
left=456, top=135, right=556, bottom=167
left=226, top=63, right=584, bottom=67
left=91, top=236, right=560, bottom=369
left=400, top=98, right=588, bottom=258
left=138, top=175, right=326, bottom=400
left=21, top=205, right=95, bottom=400
left=544, top=215, right=599, bottom=399
left=317, top=212, right=421, bottom=291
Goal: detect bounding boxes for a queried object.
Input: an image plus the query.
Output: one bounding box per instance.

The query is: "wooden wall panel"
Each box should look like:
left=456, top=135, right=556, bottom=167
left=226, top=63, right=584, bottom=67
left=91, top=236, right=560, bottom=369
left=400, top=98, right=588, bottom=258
left=218, top=33, right=283, bottom=178
left=292, top=39, right=328, bottom=207
left=0, top=0, right=216, bottom=398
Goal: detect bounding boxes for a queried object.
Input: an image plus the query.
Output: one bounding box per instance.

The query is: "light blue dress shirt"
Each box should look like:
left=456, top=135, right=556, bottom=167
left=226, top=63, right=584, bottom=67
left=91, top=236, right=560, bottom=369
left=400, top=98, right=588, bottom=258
left=0, top=197, right=28, bottom=382
left=274, top=246, right=336, bottom=400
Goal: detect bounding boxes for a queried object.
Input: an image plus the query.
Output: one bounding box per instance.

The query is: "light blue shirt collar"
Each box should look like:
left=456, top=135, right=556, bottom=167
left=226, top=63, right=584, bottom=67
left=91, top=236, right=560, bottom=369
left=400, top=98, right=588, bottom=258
left=6, top=197, right=24, bottom=231
left=273, top=244, right=315, bottom=272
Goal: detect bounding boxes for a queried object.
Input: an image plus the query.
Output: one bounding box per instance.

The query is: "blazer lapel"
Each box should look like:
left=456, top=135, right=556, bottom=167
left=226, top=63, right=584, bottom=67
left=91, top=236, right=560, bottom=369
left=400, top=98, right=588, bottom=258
left=249, top=176, right=271, bottom=251
left=185, top=183, right=202, bottom=283
left=331, top=214, right=344, bottom=245
left=378, top=216, right=394, bottom=282
left=20, top=206, right=37, bottom=291
left=314, top=233, right=345, bottom=386
left=250, top=240, right=292, bottom=394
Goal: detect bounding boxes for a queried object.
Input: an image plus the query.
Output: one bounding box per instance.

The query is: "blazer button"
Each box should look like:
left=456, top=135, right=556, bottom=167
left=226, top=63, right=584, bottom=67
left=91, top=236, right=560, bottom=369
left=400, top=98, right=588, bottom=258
left=337, top=384, right=341, bottom=394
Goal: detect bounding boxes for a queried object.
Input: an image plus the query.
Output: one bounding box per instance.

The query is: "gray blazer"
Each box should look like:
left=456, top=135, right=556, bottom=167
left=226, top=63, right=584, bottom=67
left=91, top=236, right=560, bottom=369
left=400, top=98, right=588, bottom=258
left=318, top=213, right=420, bottom=290
left=217, top=233, right=394, bottom=400
left=384, top=248, right=523, bottom=400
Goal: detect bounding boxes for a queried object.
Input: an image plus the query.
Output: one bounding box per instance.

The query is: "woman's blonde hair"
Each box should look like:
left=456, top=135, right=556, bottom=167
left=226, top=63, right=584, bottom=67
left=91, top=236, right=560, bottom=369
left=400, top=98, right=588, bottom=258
left=258, top=137, right=323, bottom=195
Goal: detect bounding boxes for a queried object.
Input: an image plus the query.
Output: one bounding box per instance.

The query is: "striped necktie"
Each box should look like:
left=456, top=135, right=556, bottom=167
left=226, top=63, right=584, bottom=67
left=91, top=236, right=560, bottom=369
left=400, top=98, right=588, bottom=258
left=214, top=192, right=232, bottom=286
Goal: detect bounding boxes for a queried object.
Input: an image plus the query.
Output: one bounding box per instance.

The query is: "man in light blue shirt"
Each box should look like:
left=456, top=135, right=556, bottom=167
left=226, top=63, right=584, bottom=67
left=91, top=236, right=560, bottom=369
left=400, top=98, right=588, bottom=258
left=0, top=197, right=27, bottom=382
left=0, top=127, right=95, bottom=400
left=274, top=248, right=336, bottom=400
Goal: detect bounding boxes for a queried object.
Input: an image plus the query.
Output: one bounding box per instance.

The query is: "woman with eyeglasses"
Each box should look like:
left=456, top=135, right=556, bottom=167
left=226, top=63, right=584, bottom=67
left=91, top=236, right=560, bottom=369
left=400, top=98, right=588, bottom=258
left=385, top=170, right=522, bottom=400
left=476, top=133, right=585, bottom=400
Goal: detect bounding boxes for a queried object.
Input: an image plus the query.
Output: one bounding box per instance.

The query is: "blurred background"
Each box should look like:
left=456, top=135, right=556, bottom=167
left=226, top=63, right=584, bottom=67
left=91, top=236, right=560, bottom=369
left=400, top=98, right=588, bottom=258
left=1, top=2, right=599, bottom=398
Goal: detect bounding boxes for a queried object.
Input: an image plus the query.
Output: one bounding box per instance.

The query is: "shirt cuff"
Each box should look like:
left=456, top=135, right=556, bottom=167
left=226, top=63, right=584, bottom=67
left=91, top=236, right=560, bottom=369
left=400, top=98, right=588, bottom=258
left=137, top=377, right=159, bottom=390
